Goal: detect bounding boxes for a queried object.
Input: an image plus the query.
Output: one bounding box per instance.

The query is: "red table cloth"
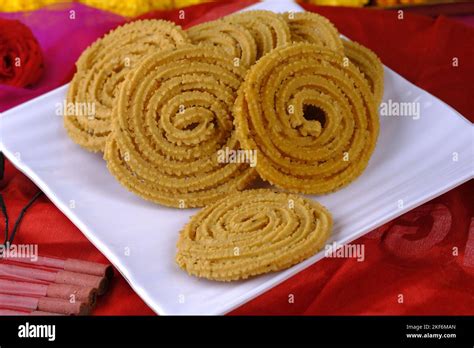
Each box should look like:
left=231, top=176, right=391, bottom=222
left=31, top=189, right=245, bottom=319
left=0, top=0, right=473, bottom=315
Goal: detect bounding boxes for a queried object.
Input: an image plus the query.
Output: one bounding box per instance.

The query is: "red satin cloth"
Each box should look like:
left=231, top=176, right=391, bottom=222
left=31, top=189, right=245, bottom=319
left=1, top=1, right=473, bottom=315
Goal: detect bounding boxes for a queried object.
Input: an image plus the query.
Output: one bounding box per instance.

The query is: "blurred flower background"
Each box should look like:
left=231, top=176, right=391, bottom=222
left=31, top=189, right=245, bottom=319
left=0, top=0, right=470, bottom=16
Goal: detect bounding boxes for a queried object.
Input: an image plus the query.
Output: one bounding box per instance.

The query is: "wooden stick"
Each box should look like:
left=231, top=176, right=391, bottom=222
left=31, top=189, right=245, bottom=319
left=0, top=263, right=108, bottom=295
left=0, top=279, right=97, bottom=306
left=3, top=255, right=113, bottom=279
left=0, top=309, right=63, bottom=316
left=0, top=293, right=90, bottom=315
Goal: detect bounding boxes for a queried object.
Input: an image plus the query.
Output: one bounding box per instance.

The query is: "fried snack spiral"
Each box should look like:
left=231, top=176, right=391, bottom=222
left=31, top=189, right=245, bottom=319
left=281, top=11, right=343, bottom=53
left=187, top=20, right=258, bottom=68
left=64, top=20, right=189, bottom=152
left=234, top=43, right=379, bottom=194
left=104, top=45, right=256, bottom=208
left=176, top=189, right=332, bottom=281
left=343, top=39, right=384, bottom=104
left=223, top=10, right=291, bottom=60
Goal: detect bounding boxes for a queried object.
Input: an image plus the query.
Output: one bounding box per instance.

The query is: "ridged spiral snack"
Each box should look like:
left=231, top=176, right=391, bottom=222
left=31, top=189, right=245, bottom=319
left=343, top=39, right=384, bottom=104
left=187, top=20, right=258, bottom=68
left=176, top=189, right=332, bottom=281
left=282, top=11, right=343, bottom=52
left=64, top=20, right=190, bottom=152
left=104, top=45, right=257, bottom=208
left=223, top=10, right=291, bottom=60
left=234, top=43, right=379, bottom=194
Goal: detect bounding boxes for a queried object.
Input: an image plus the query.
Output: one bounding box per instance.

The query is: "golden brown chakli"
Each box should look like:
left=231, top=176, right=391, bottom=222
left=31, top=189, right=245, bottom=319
left=65, top=20, right=190, bottom=152
left=343, top=39, right=384, bottom=104
left=61, top=11, right=386, bottom=282
left=223, top=10, right=291, bottom=60
left=176, top=189, right=332, bottom=281
left=187, top=20, right=258, bottom=68
left=104, top=45, right=256, bottom=208
left=282, top=11, right=343, bottom=52
left=234, top=43, right=379, bottom=194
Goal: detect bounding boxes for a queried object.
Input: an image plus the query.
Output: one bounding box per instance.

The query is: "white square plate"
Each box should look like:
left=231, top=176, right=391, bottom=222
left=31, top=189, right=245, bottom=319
left=1, top=0, right=472, bottom=315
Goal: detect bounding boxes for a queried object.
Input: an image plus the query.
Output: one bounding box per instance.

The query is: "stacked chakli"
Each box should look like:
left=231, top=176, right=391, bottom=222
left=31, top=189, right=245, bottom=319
left=64, top=10, right=384, bottom=281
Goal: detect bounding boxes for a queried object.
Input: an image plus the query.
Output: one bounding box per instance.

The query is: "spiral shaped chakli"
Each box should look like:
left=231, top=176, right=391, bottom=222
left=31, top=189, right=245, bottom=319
left=176, top=189, right=332, bottom=281
left=234, top=43, right=379, bottom=194
left=64, top=20, right=190, bottom=152
left=343, top=39, right=384, bottom=105
left=187, top=20, right=258, bottom=68
left=281, top=11, right=343, bottom=53
left=223, top=10, right=291, bottom=60
left=104, top=45, right=257, bottom=208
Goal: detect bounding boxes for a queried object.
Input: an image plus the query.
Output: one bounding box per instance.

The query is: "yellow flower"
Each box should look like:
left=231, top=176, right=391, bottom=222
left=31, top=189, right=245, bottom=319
left=0, top=0, right=66, bottom=12
left=0, top=0, right=214, bottom=15
left=305, top=0, right=368, bottom=6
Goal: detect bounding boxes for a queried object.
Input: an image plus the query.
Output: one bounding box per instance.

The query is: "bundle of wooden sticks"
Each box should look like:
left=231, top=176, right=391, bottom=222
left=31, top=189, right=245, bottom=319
left=0, top=254, right=113, bottom=315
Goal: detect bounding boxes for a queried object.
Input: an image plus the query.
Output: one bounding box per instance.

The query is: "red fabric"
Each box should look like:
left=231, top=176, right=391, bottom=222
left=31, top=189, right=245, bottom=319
left=1, top=1, right=473, bottom=315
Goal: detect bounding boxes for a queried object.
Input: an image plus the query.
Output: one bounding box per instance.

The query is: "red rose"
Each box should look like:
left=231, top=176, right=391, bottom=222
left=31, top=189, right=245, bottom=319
left=0, top=18, right=44, bottom=87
